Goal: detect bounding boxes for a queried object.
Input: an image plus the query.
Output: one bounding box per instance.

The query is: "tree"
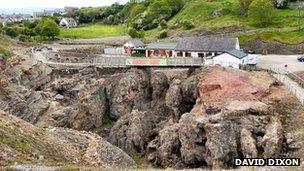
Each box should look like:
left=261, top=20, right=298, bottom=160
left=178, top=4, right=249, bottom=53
left=35, top=18, right=60, bottom=39
left=249, top=0, right=277, bottom=26
left=239, top=0, right=253, bottom=16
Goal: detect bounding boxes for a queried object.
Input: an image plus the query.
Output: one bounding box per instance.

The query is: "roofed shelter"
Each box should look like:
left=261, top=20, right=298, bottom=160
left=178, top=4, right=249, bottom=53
left=145, top=42, right=177, bottom=58
left=175, top=37, right=240, bottom=58
left=123, top=39, right=146, bottom=56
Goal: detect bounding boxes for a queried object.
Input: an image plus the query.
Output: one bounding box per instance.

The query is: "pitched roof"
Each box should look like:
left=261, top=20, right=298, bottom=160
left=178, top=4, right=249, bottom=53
left=61, top=18, right=77, bottom=25
left=146, top=42, right=177, bottom=50
left=227, top=49, right=248, bottom=59
left=128, top=39, right=145, bottom=47
left=175, top=37, right=238, bottom=52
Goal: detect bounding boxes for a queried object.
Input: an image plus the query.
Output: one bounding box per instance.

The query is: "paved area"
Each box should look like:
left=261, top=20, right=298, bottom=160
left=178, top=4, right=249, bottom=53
left=257, top=55, right=304, bottom=73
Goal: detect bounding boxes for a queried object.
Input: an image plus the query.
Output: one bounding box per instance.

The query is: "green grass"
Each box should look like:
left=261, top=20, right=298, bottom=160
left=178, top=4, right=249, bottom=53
left=60, top=24, right=127, bottom=39
left=146, top=0, right=304, bottom=44
left=0, top=34, right=12, bottom=59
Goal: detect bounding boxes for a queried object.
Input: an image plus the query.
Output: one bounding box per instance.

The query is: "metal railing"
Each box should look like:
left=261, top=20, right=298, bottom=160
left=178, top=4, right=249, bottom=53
left=92, top=56, right=203, bottom=67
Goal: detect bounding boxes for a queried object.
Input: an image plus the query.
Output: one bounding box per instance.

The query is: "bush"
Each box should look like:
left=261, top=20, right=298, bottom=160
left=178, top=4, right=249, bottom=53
left=18, top=35, right=30, bottom=42
left=159, top=19, right=168, bottom=29
left=158, top=30, right=168, bottom=39
left=128, top=27, right=144, bottom=38
left=182, top=20, right=194, bottom=30
left=249, top=0, right=278, bottom=27
left=238, top=0, right=253, bottom=16
left=35, top=18, right=60, bottom=39
left=5, top=27, right=19, bottom=38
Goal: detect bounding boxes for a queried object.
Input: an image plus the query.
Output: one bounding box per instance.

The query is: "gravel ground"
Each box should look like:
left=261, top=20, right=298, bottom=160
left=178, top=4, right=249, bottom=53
left=257, top=55, right=304, bottom=73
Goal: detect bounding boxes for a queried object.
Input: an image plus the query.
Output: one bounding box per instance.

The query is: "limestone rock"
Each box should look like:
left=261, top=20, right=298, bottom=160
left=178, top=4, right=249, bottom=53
left=166, top=79, right=183, bottom=122
left=147, top=120, right=183, bottom=168
left=240, top=128, right=258, bottom=158
left=71, top=86, right=107, bottom=130
left=110, top=69, right=150, bottom=119
left=262, top=116, right=284, bottom=157
left=109, top=109, right=154, bottom=155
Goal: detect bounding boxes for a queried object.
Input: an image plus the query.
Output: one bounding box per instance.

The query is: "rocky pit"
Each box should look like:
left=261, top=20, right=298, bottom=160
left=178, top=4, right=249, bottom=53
left=0, top=48, right=303, bottom=169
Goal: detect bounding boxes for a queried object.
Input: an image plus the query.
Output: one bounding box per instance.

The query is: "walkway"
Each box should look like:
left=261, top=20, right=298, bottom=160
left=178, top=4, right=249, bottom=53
left=32, top=50, right=204, bottom=68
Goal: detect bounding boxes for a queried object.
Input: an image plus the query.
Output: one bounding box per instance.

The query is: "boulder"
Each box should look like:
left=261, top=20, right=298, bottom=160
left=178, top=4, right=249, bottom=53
left=179, top=113, right=207, bottom=166
left=147, top=120, right=183, bottom=168
left=110, top=69, right=150, bottom=119
left=262, top=116, right=284, bottom=157
left=240, top=128, right=258, bottom=158
left=109, top=109, right=154, bottom=155
left=151, top=72, right=169, bottom=100
left=71, top=85, right=107, bottom=130
left=166, top=79, right=183, bottom=122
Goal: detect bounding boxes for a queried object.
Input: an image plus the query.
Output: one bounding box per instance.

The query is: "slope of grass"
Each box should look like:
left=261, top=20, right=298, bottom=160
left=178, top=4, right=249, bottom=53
left=0, top=34, right=12, bottom=59
left=161, top=0, right=304, bottom=44
left=171, top=0, right=304, bottom=29
left=60, top=24, right=127, bottom=39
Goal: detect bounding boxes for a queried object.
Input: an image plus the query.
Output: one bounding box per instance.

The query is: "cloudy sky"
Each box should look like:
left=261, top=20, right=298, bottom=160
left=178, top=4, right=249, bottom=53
left=0, top=0, right=129, bottom=8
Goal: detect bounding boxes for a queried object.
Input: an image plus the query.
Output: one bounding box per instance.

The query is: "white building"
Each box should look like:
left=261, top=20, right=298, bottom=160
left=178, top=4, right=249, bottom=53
left=123, top=39, right=146, bottom=56
left=59, top=18, right=77, bottom=28
left=213, top=49, right=257, bottom=69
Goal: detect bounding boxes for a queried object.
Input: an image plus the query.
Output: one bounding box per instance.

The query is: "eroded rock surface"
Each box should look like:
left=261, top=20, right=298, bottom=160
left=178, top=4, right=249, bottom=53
left=0, top=110, right=136, bottom=168
left=147, top=101, right=284, bottom=169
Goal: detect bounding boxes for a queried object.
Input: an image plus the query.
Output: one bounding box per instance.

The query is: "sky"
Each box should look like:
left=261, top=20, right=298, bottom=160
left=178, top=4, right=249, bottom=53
left=0, top=0, right=129, bottom=13
left=0, top=0, right=129, bottom=8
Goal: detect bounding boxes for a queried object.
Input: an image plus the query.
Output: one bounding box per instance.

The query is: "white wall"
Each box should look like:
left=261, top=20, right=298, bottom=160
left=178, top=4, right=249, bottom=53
left=123, top=42, right=134, bottom=48
left=235, top=38, right=241, bottom=50
left=213, top=53, right=241, bottom=68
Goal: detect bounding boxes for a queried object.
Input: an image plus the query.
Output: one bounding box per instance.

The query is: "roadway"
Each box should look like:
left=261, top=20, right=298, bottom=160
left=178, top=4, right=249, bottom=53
left=256, top=55, right=304, bottom=73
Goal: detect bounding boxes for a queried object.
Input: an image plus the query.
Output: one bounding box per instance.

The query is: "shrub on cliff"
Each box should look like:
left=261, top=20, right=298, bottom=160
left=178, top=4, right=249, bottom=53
left=249, top=0, right=278, bottom=27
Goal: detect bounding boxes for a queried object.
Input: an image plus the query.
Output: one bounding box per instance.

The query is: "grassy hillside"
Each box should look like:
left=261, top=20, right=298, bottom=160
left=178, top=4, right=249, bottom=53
left=60, top=24, right=126, bottom=39
left=0, top=34, right=12, bottom=59
left=57, top=0, right=304, bottom=45
left=150, top=0, right=304, bottom=44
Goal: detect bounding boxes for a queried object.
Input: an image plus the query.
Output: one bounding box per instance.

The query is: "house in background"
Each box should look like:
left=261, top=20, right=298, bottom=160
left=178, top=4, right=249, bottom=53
left=175, top=37, right=240, bottom=58
left=145, top=42, right=177, bottom=58
left=123, top=39, right=146, bottom=56
left=213, top=49, right=256, bottom=68
left=59, top=18, right=77, bottom=28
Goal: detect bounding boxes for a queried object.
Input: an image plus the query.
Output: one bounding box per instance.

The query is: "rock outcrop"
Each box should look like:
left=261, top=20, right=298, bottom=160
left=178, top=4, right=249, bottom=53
left=110, top=69, right=150, bottom=119
left=0, top=110, right=136, bottom=168
left=109, top=109, right=155, bottom=155
left=147, top=101, right=284, bottom=169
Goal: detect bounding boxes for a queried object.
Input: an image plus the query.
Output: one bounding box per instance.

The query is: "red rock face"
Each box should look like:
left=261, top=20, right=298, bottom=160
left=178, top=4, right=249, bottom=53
left=195, top=67, right=278, bottom=112
left=198, top=84, right=221, bottom=94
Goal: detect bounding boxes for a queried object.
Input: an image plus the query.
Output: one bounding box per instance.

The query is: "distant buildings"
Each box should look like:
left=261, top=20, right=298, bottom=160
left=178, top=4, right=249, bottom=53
left=32, top=8, right=66, bottom=18
left=0, top=7, right=74, bottom=25
left=0, top=13, right=32, bottom=26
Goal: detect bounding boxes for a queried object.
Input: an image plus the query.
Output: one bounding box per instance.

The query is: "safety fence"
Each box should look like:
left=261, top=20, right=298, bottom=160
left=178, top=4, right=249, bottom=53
left=270, top=67, right=304, bottom=105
